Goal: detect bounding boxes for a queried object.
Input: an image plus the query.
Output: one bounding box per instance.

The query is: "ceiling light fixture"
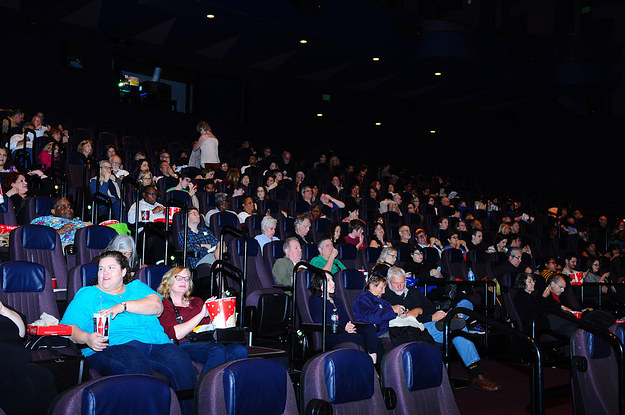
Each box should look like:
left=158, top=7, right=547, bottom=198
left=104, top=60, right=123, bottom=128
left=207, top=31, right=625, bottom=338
left=434, top=72, right=442, bottom=76
left=300, top=39, right=308, bottom=44
left=206, top=14, right=215, bottom=19
left=316, top=113, right=323, bottom=117
left=372, top=57, right=380, bottom=61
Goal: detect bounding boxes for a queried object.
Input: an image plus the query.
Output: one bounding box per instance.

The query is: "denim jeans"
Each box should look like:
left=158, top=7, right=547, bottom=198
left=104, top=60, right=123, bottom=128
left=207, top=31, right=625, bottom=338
left=180, top=341, right=248, bottom=373
left=424, top=299, right=480, bottom=367
left=87, top=340, right=197, bottom=415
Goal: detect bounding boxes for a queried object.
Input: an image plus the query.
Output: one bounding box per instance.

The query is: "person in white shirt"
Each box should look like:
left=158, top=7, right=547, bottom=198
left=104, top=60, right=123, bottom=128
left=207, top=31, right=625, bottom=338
left=109, top=155, right=130, bottom=179
left=128, top=185, right=166, bottom=225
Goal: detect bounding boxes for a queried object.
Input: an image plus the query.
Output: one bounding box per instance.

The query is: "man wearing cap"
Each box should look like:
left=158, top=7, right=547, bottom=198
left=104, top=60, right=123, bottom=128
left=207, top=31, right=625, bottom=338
left=415, top=228, right=443, bottom=255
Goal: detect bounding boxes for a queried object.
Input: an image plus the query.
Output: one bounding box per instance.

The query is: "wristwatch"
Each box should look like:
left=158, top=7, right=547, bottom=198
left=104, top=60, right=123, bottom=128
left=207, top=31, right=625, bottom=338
left=121, top=302, right=127, bottom=312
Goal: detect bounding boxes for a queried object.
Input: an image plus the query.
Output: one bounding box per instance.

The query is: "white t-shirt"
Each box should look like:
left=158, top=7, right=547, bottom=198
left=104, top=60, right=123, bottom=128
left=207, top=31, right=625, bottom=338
left=200, top=135, right=219, bottom=165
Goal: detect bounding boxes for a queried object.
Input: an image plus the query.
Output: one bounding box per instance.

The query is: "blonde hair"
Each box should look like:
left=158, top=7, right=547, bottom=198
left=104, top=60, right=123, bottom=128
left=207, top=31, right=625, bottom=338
left=157, top=267, right=193, bottom=302
left=376, top=246, right=397, bottom=265
left=77, top=140, right=93, bottom=156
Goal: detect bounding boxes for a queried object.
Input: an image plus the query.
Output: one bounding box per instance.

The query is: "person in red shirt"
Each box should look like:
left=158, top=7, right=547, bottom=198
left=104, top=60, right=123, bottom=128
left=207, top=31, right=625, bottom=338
left=157, top=267, right=247, bottom=373
left=343, top=219, right=367, bottom=250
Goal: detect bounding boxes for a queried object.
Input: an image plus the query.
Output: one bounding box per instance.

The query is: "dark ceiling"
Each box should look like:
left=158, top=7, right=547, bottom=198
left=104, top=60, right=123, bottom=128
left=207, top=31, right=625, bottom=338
left=5, top=0, right=623, bottom=125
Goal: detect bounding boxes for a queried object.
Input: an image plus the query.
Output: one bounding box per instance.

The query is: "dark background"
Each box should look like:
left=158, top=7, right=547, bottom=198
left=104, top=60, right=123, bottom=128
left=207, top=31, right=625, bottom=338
left=2, top=0, right=624, bottom=217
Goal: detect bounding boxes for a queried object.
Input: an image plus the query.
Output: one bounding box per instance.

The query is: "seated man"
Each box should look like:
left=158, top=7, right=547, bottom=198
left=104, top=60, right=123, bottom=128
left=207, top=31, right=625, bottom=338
left=166, top=172, right=199, bottom=210
left=109, top=155, right=129, bottom=180
left=128, top=185, right=166, bottom=265
left=272, top=236, right=303, bottom=287
left=309, top=237, right=346, bottom=276
left=179, top=207, right=221, bottom=269
left=30, top=198, right=92, bottom=246
left=89, top=159, right=123, bottom=221
left=287, top=214, right=314, bottom=246
left=343, top=219, right=366, bottom=250
left=382, top=267, right=502, bottom=392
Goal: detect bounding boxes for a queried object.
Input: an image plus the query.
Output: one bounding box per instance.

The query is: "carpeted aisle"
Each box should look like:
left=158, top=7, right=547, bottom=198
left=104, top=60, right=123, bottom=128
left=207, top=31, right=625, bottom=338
left=450, top=359, right=573, bottom=415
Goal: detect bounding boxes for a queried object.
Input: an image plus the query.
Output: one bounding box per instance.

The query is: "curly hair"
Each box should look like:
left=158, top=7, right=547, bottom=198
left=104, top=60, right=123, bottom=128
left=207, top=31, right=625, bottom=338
left=157, top=267, right=193, bottom=302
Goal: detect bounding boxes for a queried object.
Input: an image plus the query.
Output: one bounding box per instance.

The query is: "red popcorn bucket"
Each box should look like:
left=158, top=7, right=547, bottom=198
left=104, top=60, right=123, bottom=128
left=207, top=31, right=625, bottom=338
left=205, top=297, right=237, bottom=328
left=569, top=272, right=583, bottom=286
left=168, top=207, right=181, bottom=224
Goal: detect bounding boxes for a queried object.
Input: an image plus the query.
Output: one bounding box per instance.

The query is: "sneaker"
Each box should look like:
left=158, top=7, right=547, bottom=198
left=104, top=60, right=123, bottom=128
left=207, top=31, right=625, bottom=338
left=468, top=323, right=486, bottom=334
left=435, top=318, right=466, bottom=331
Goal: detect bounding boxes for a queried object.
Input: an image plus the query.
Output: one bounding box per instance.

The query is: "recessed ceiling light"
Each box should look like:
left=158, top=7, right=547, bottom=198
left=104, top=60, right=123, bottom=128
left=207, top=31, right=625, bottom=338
left=372, top=57, right=380, bottom=61
left=430, top=130, right=436, bottom=134
left=434, top=72, right=442, bottom=76
left=300, top=39, right=308, bottom=44
left=375, top=122, right=382, bottom=126
left=206, top=14, right=215, bottom=19
left=316, top=113, right=323, bottom=117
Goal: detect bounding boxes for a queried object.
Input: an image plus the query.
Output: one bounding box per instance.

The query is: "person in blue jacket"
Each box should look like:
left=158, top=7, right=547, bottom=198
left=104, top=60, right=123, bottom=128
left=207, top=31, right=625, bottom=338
left=351, top=273, right=407, bottom=338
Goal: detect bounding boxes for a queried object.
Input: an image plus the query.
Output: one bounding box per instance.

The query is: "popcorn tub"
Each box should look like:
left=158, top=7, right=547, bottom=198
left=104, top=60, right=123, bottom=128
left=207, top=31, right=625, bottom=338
left=205, top=297, right=237, bottom=329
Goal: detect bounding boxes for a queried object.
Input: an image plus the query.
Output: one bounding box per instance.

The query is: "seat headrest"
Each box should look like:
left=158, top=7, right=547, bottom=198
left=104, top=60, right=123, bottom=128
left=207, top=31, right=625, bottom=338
left=222, top=359, right=287, bottom=415
left=35, top=197, right=53, bottom=216
left=586, top=331, right=612, bottom=360
left=2, top=262, right=46, bottom=292
left=342, top=270, right=365, bottom=290
left=22, top=225, right=57, bottom=250
left=81, top=375, right=170, bottom=415
left=236, top=238, right=258, bottom=257
left=323, top=349, right=374, bottom=404
left=269, top=241, right=285, bottom=259
left=144, top=266, right=170, bottom=291
left=81, top=263, right=99, bottom=287
left=338, top=244, right=357, bottom=259
left=85, top=226, right=117, bottom=250
left=401, top=342, right=443, bottom=391
left=613, top=323, right=625, bottom=345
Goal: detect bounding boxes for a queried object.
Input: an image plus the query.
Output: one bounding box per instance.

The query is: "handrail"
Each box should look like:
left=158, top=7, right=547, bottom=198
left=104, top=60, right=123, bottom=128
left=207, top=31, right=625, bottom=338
left=578, top=281, right=625, bottom=307
left=532, top=310, right=625, bottom=415
left=289, top=261, right=333, bottom=372
left=121, top=175, right=141, bottom=236
left=209, top=259, right=245, bottom=330
left=163, top=199, right=188, bottom=264
left=442, top=306, right=545, bottom=415
left=90, top=191, right=112, bottom=223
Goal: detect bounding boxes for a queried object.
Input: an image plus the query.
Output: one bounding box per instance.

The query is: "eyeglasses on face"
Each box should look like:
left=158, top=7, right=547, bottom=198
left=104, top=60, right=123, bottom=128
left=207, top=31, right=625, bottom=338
left=174, top=275, right=191, bottom=282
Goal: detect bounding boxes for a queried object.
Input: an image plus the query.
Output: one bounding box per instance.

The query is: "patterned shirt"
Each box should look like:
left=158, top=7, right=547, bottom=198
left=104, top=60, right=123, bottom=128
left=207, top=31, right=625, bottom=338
left=178, top=227, right=218, bottom=268
left=30, top=215, right=92, bottom=245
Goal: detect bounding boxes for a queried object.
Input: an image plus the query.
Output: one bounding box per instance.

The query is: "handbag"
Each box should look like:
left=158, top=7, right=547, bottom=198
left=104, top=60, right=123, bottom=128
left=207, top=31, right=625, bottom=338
left=25, top=335, right=88, bottom=393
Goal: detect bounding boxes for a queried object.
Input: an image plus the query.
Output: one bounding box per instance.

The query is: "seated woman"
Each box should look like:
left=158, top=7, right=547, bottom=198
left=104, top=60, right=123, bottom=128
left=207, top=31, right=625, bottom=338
left=104, top=234, right=140, bottom=276
left=401, top=245, right=443, bottom=287
left=368, top=222, right=392, bottom=249
left=254, top=215, right=280, bottom=252
left=60, top=251, right=197, bottom=414
left=157, top=267, right=247, bottom=373
left=2, top=171, right=30, bottom=224
left=371, top=246, right=398, bottom=278
left=308, top=272, right=383, bottom=363
left=351, top=273, right=407, bottom=339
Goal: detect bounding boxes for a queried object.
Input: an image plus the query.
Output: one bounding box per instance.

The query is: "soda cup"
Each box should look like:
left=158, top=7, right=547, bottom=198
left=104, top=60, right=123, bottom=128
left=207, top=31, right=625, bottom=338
left=141, top=209, right=151, bottom=221
left=93, top=313, right=110, bottom=336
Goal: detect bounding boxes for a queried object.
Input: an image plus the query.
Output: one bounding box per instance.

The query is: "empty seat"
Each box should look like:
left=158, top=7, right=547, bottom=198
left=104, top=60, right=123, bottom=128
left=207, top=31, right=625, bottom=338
left=68, top=225, right=118, bottom=270
left=0, top=261, right=59, bottom=322
left=67, top=262, right=98, bottom=302
left=381, top=341, right=460, bottom=415
left=440, top=248, right=468, bottom=280
left=195, top=358, right=298, bottom=415
left=49, top=374, right=181, bottom=415
left=300, top=348, right=391, bottom=414
left=10, top=225, right=69, bottom=300
left=135, top=265, right=171, bottom=292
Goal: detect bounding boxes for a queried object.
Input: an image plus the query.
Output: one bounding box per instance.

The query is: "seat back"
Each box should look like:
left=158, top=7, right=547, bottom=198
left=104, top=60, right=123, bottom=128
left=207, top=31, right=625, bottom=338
left=135, top=265, right=171, bottom=292
left=73, top=225, right=119, bottom=265
left=25, top=196, right=54, bottom=224
left=295, top=269, right=324, bottom=351
left=195, top=358, right=298, bottom=415
left=570, top=328, right=618, bottom=415
left=363, top=247, right=382, bottom=273
left=440, top=248, right=468, bottom=280
left=0, top=261, right=59, bottom=322
left=336, top=243, right=359, bottom=269
left=244, top=214, right=263, bottom=238
left=0, top=197, right=17, bottom=225
left=209, top=211, right=240, bottom=239
left=311, top=218, right=331, bottom=244
left=302, top=243, right=319, bottom=261
left=334, top=268, right=366, bottom=321
left=49, top=374, right=181, bottom=415
left=466, top=249, right=493, bottom=280
left=381, top=341, right=460, bottom=415
left=67, top=262, right=99, bottom=302
left=300, top=348, right=390, bottom=415
left=422, top=247, right=441, bottom=268
left=263, top=240, right=285, bottom=272
left=9, top=225, right=69, bottom=296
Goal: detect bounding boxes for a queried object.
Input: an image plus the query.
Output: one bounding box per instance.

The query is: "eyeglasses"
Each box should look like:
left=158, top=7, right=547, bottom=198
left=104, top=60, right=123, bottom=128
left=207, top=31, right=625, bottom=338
left=174, top=275, right=191, bottom=282
left=512, top=256, right=522, bottom=260
left=552, top=282, right=565, bottom=290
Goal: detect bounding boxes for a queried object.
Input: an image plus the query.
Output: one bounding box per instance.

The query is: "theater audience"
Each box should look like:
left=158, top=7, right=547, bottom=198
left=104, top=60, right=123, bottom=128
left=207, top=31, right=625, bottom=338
left=179, top=207, right=221, bottom=269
